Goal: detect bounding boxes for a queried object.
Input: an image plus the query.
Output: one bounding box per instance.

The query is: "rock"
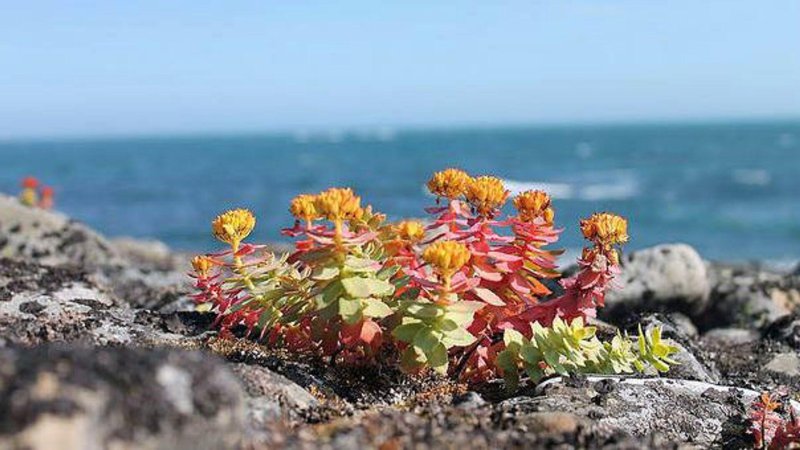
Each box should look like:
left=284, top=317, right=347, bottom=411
left=702, top=328, right=760, bottom=346
left=521, top=411, right=583, bottom=434
left=0, top=345, right=244, bottom=450
left=701, top=264, right=796, bottom=329
left=764, top=353, right=800, bottom=378
left=0, top=258, right=203, bottom=348
left=603, top=244, right=711, bottom=321
left=0, top=194, right=124, bottom=269
left=231, top=364, right=320, bottom=444
left=97, top=264, right=193, bottom=312
left=518, top=377, right=756, bottom=448
left=764, top=315, right=800, bottom=349
left=262, top=399, right=661, bottom=449
left=668, top=342, right=719, bottom=383
left=452, top=391, right=487, bottom=410
left=111, top=237, right=189, bottom=272
left=232, top=363, right=318, bottom=416
left=665, top=312, right=699, bottom=338
left=0, top=195, right=192, bottom=312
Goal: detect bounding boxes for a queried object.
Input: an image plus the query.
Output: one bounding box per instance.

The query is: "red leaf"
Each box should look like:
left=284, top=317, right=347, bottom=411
left=474, top=263, right=503, bottom=282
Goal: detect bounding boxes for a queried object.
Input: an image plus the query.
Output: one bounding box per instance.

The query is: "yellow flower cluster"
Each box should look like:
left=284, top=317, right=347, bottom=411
left=427, top=168, right=470, bottom=199
left=427, top=168, right=512, bottom=217
left=313, top=187, right=363, bottom=222
left=580, top=212, right=629, bottom=247
left=289, top=194, right=320, bottom=223
left=423, top=240, right=471, bottom=277
left=513, top=190, right=554, bottom=224
left=191, top=255, right=215, bottom=277
left=465, top=176, right=509, bottom=217
left=395, top=220, right=426, bottom=242
left=212, top=208, right=256, bottom=247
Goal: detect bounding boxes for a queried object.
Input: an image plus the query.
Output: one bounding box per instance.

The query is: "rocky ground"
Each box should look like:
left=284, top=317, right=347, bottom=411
left=1, top=193, right=799, bottom=449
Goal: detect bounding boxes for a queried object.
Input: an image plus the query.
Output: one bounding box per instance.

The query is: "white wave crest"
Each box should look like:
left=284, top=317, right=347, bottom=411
left=504, top=180, right=574, bottom=199
left=504, top=176, right=639, bottom=201
left=732, top=169, right=771, bottom=186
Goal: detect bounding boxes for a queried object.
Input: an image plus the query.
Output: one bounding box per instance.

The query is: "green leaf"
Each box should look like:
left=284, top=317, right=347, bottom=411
left=257, top=309, right=274, bottom=330
left=338, top=298, right=363, bottom=324
left=443, top=301, right=483, bottom=326
left=441, top=327, right=476, bottom=347
left=344, top=256, right=377, bottom=273
left=391, top=275, right=411, bottom=288
left=396, top=287, right=421, bottom=301
left=312, top=265, right=340, bottom=281
left=400, top=347, right=426, bottom=372
left=341, top=277, right=395, bottom=298
left=404, top=302, right=444, bottom=319
left=317, top=280, right=343, bottom=308
left=227, top=298, right=254, bottom=313
left=365, top=278, right=395, bottom=296
left=376, top=264, right=401, bottom=281
left=341, top=277, right=372, bottom=298
left=195, top=302, right=213, bottom=313
left=317, top=301, right=338, bottom=320
left=362, top=298, right=394, bottom=319
left=427, top=343, right=449, bottom=373
left=495, top=350, right=519, bottom=391
left=447, top=301, right=484, bottom=313
left=503, top=328, right=525, bottom=349
left=520, top=344, right=542, bottom=365
left=392, top=321, right=425, bottom=343
left=438, top=319, right=459, bottom=332
left=524, top=364, right=545, bottom=383
left=413, top=327, right=441, bottom=353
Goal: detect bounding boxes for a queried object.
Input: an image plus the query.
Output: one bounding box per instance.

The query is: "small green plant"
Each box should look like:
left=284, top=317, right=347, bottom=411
left=191, top=168, right=678, bottom=387
left=496, top=318, right=679, bottom=390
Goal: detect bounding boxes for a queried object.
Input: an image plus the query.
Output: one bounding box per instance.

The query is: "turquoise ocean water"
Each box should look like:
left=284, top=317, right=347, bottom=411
left=1, top=121, right=799, bottom=264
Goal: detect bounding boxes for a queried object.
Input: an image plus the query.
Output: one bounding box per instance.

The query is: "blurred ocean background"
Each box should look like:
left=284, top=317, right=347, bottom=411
left=1, top=120, right=799, bottom=265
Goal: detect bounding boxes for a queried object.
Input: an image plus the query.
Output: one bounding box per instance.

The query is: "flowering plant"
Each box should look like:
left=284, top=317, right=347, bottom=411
left=191, top=168, right=677, bottom=387
left=749, top=391, right=800, bottom=449
left=18, top=176, right=55, bottom=209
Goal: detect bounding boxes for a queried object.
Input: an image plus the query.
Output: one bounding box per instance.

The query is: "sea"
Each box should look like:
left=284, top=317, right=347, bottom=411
left=1, top=121, right=799, bottom=267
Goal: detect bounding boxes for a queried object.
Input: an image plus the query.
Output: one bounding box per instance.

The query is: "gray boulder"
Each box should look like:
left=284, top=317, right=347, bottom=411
left=0, top=345, right=244, bottom=450
left=0, top=194, right=124, bottom=269
left=702, top=264, right=796, bottom=329
left=0, top=195, right=194, bottom=311
left=603, top=244, right=711, bottom=320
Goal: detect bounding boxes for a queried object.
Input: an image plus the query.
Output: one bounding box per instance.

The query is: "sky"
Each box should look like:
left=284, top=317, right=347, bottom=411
left=1, top=0, right=799, bottom=139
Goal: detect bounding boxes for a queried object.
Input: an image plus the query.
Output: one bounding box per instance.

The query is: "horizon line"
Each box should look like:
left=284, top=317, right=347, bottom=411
left=2, top=114, right=799, bottom=145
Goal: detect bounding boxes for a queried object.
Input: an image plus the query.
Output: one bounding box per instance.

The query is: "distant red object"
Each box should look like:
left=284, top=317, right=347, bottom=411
left=39, top=186, right=55, bottom=209
left=21, top=176, right=39, bottom=189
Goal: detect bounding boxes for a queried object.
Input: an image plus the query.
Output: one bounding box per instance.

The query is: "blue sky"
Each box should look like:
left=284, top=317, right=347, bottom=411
left=1, top=1, right=799, bottom=139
